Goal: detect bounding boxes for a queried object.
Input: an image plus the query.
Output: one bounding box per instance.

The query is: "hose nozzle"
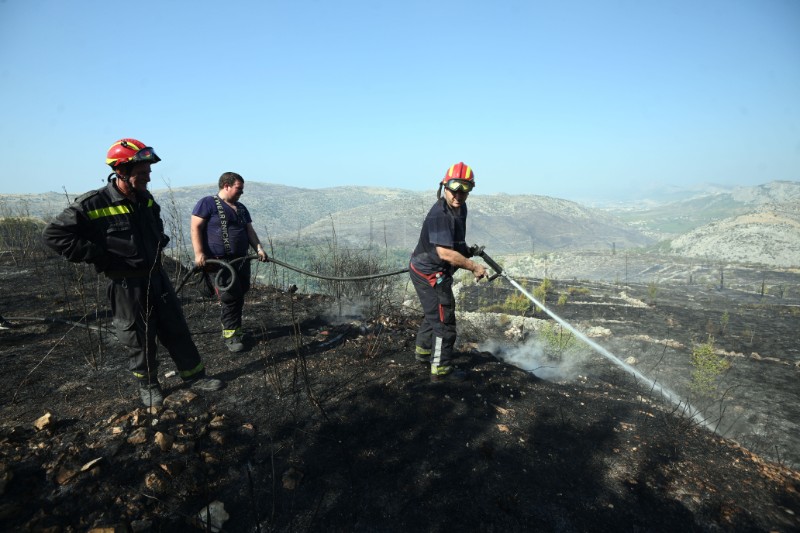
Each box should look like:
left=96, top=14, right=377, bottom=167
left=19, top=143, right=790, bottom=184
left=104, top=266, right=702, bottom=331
left=470, top=244, right=503, bottom=281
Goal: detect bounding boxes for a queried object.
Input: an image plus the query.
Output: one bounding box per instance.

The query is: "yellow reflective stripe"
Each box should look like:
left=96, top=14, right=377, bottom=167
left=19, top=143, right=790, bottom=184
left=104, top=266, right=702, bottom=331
left=87, top=205, right=132, bottom=220
left=464, top=165, right=472, bottom=180
left=447, top=164, right=456, bottom=178
left=431, top=365, right=452, bottom=376
left=222, top=328, right=240, bottom=339
left=86, top=201, right=154, bottom=220
left=415, top=346, right=431, bottom=355
left=179, top=362, right=205, bottom=379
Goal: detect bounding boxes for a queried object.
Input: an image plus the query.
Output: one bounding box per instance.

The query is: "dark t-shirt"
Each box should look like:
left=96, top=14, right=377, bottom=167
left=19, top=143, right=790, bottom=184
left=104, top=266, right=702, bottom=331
left=192, top=196, right=253, bottom=257
left=410, top=198, right=469, bottom=275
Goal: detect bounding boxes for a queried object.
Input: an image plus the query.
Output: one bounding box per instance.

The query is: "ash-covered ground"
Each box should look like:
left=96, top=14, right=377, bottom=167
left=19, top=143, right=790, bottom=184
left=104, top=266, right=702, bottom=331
left=1, top=251, right=799, bottom=532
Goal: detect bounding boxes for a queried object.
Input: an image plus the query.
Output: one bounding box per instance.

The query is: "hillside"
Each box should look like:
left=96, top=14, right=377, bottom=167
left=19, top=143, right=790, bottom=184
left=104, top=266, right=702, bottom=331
left=3, top=180, right=799, bottom=268
left=0, top=184, right=654, bottom=256
left=669, top=204, right=800, bottom=268
left=605, top=180, right=800, bottom=239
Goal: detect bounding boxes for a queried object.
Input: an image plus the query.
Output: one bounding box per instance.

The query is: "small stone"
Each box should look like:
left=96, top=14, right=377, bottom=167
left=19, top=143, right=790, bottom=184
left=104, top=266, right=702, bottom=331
left=173, top=441, right=195, bottom=454
left=201, top=451, right=219, bottom=464
left=80, top=457, right=103, bottom=472
left=55, top=466, right=77, bottom=485
left=160, top=409, right=178, bottom=422
left=144, top=471, right=169, bottom=494
left=127, top=428, right=148, bottom=445
left=154, top=432, right=174, bottom=452
left=282, top=467, right=303, bottom=490
left=34, top=412, right=53, bottom=431
left=209, top=431, right=225, bottom=446
left=195, top=500, right=229, bottom=532
left=105, top=411, right=126, bottom=425
left=164, top=389, right=198, bottom=407
left=159, top=461, right=185, bottom=476
left=209, top=414, right=226, bottom=429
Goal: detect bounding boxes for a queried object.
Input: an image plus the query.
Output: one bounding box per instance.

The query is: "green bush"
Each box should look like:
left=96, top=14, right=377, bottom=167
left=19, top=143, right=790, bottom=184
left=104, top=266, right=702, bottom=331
left=539, top=321, right=577, bottom=357
left=689, top=335, right=730, bottom=397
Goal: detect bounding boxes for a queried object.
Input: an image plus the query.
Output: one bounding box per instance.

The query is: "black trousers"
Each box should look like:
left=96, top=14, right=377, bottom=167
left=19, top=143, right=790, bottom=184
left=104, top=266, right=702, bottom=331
left=108, top=270, right=204, bottom=382
left=410, top=266, right=457, bottom=368
left=216, top=259, right=251, bottom=334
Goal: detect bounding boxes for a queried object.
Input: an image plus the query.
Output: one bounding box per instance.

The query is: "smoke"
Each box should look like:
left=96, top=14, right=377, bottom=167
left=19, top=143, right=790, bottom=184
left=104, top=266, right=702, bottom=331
left=322, top=297, right=369, bottom=325
left=480, top=337, right=590, bottom=382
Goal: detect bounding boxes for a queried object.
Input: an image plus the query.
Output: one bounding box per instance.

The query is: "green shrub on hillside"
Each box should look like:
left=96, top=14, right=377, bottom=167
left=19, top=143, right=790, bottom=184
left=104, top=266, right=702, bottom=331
left=689, top=335, right=731, bottom=397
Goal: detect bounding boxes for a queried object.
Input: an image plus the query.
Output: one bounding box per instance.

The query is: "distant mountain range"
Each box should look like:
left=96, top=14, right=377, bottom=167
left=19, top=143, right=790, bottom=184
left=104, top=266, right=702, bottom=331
left=1, top=180, right=798, bottom=267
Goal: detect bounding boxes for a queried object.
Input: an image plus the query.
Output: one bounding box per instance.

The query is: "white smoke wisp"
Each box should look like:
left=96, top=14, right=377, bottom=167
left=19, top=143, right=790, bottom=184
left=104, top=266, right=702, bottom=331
left=322, top=297, right=369, bottom=325
left=480, top=337, right=590, bottom=382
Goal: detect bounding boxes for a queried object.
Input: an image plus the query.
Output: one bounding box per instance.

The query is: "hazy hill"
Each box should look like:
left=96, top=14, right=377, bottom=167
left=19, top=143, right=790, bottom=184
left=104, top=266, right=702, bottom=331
left=606, top=180, right=800, bottom=238
left=669, top=202, right=800, bottom=268
left=3, top=180, right=799, bottom=265
left=297, top=192, right=653, bottom=254
left=0, top=184, right=654, bottom=255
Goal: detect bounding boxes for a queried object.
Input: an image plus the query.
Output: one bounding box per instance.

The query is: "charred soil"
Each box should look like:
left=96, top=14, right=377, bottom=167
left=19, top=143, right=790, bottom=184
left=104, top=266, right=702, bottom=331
left=1, top=254, right=799, bottom=532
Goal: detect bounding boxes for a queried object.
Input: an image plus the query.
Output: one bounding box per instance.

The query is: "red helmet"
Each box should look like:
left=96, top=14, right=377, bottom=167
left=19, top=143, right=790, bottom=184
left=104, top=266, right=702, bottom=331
left=441, top=162, right=475, bottom=192
left=106, top=138, right=161, bottom=168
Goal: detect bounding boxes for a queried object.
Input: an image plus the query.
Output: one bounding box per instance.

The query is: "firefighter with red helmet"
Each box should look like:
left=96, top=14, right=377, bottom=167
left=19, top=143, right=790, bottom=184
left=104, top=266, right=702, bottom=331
left=409, top=162, right=487, bottom=382
left=42, top=138, right=224, bottom=407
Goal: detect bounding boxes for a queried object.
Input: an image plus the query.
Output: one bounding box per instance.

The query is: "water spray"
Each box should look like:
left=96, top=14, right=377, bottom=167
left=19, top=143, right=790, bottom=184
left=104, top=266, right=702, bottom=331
left=472, top=246, right=710, bottom=429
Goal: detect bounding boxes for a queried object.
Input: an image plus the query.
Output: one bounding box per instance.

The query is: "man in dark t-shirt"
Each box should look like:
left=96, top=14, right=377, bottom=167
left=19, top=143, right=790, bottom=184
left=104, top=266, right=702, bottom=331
left=191, top=172, right=268, bottom=352
left=409, top=162, right=487, bottom=382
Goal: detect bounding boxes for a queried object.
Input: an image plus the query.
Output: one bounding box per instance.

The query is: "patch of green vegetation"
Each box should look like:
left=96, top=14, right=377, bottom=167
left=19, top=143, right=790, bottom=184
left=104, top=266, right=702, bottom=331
left=539, top=322, right=578, bottom=357
left=567, top=287, right=590, bottom=296
left=689, top=335, right=731, bottom=397
left=479, top=292, right=532, bottom=315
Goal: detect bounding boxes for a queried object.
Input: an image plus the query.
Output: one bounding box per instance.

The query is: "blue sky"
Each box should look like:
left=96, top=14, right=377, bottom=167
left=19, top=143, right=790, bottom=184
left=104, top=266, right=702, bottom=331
left=1, top=0, right=798, bottom=201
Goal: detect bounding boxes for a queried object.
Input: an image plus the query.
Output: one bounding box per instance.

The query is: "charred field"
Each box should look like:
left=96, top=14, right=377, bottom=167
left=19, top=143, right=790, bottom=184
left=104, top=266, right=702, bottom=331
left=1, top=250, right=799, bottom=532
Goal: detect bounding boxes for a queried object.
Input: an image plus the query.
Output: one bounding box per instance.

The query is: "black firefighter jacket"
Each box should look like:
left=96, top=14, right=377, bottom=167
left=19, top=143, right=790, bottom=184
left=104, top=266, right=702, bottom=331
left=42, top=181, right=170, bottom=277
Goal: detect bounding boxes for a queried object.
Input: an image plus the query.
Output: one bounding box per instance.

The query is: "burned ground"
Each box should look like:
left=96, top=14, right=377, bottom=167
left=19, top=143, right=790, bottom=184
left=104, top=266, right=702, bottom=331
left=1, top=253, right=799, bottom=532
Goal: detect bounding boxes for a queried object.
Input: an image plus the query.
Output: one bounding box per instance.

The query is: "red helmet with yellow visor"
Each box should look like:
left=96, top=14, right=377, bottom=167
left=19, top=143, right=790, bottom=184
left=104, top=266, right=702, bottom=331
left=442, top=162, right=475, bottom=193
left=106, top=138, right=161, bottom=168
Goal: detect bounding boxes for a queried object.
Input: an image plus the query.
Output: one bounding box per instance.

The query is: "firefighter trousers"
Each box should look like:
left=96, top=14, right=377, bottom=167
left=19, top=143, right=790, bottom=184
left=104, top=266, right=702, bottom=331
left=216, top=259, right=251, bottom=336
left=410, top=265, right=457, bottom=368
left=108, top=270, right=204, bottom=382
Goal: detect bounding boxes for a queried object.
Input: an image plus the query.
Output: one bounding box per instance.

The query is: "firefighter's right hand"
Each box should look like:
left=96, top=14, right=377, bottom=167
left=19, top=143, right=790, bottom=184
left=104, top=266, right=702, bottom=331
left=473, top=263, right=487, bottom=281
left=194, top=252, right=206, bottom=268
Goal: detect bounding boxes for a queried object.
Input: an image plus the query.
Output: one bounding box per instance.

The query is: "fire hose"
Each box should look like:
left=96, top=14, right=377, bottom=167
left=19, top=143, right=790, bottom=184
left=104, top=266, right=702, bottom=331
left=175, top=246, right=506, bottom=295
left=174, top=255, right=414, bottom=295
left=2, top=246, right=500, bottom=328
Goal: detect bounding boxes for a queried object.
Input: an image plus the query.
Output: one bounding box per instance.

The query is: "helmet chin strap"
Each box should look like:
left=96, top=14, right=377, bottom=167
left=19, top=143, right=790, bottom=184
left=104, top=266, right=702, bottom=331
left=107, top=171, right=131, bottom=182
left=108, top=171, right=134, bottom=197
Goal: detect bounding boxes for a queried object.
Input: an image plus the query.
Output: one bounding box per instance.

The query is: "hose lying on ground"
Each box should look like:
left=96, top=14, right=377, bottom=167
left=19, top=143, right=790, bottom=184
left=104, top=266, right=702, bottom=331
left=174, top=254, right=410, bottom=295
